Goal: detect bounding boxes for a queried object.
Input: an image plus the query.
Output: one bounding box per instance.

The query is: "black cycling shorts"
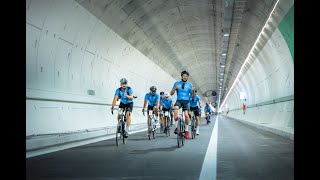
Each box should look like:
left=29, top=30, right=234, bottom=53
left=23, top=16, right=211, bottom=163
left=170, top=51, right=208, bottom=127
left=174, top=100, right=190, bottom=111
left=119, top=102, right=133, bottom=113
left=190, top=106, right=200, bottom=117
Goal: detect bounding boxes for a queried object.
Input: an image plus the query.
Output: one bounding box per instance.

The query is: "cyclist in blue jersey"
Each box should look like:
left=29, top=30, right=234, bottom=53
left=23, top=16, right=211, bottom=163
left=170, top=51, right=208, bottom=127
left=204, top=103, right=212, bottom=122
left=189, top=89, right=202, bottom=135
left=159, top=91, right=165, bottom=129
left=159, top=92, right=174, bottom=133
left=111, top=78, right=134, bottom=138
left=159, top=91, right=165, bottom=104
left=142, top=86, right=160, bottom=135
left=170, top=70, right=194, bottom=139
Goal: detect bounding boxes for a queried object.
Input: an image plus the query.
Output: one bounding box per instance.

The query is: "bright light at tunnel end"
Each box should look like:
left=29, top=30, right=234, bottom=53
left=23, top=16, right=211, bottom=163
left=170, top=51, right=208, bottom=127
left=219, top=0, right=280, bottom=111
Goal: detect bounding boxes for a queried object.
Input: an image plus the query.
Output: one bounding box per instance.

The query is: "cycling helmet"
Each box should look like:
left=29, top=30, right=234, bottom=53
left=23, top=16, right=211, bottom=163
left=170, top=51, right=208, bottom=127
left=164, top=92, right=170, bottom=97
left=150, top=86, right=157, bottom=92
left=160, top=91, right=164, bottom=95
left=181, top=70, right=189, bottom=76
left=120, top=78, right=127, bottom=84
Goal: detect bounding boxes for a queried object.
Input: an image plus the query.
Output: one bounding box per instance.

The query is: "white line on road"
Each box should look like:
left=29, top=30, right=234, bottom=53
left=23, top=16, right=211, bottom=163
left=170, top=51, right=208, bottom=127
left=199, top=115, right=219, bottom=180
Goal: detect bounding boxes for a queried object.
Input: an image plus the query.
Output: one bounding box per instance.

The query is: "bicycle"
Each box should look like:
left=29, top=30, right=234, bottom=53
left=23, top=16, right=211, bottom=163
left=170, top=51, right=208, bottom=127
left=163, top=110, right=171, bottom=137
left=205, top=112, right=211, bottom=125
left=177, top=108, right=185, bottom=148
left=189, top=110, right=197, bottom=139
left=143, top=109, right=157, bottom=140
left=112, top=107, right=129, bottom=146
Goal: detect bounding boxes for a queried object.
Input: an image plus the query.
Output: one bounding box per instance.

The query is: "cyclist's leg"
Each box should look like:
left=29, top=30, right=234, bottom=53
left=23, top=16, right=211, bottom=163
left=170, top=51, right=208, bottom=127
left=173, top=101, right=181, bottom=134
left=182, top=101, right=190, bottom=139
left=160, top=106, right=165, bottom=127
left=196, top=114, right=200, bottom=135
left=147, top=105, right=153, bottom=134
left=126, top=103, right=133, bottom=131
left=153, top=105, right=159, bottom=124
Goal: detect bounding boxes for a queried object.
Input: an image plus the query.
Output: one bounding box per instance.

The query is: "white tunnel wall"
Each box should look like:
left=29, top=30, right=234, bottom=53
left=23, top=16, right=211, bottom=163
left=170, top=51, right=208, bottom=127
left=223, top=28, right=294, bottom=139
left=26, top=0, right=177, bottom=150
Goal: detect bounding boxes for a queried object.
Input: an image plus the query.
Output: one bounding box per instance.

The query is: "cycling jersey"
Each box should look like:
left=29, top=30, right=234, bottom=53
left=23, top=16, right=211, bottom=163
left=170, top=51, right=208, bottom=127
left=144, top=92, right=160, bottom=106
left=161, top=98, right=173, bottom=109
left=115, top=87, right=133, bottom=104
left=172, top=81, right=193, bottom=100
left=189, top=95, right=201, bottom=107
left=160, top=97, right=165, bottom=105
left=205, top=106, right=211, bottom=113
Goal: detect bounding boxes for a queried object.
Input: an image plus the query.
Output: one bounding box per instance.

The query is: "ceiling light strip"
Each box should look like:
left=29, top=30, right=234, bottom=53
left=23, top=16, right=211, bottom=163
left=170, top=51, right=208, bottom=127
left=219, top=0, right=280, bottom=110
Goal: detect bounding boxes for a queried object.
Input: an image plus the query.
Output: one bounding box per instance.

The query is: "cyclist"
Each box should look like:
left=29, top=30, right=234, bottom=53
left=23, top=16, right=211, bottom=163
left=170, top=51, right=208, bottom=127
left=159, top=92, right=174, bottom=133
left=111, top=78, right=134, bottom=138
left=159, top=91, right=165, bottom=130
left=189, top=89, right=202, bottom=135
left=142, top=86, right=160, bottom=135
left=204, top=103, right=212, bottom=123
left=170, top=70, right=194, bottom=139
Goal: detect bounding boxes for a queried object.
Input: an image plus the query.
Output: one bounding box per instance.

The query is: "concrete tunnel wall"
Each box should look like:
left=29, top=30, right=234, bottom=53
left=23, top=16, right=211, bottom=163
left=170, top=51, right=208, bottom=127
left=26, top=0, right=180, bottom=152
left=221, top=5, right=294, bottom=140
left=26, top=0, right=293, bottom=154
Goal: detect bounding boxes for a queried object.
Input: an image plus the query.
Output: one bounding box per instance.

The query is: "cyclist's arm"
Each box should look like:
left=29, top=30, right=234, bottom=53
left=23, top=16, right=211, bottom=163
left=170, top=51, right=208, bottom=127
left=198, top=101, right=202, bottom=108
left=143, top=100, right=148, bottom=109
left=159, top=104, right=163, bottom=111
left=155, top=99, right=160, bottom=108
left=111, top=95, right=118, bottom=109
left=125, top=93, right=133, bottom=100
left=170, top=88, right=176, bottom=96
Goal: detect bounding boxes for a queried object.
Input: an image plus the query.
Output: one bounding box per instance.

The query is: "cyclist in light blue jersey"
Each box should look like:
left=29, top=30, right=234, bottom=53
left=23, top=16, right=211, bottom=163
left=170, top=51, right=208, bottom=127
left=159, top=92, right=174, bottom=133
left=189, top=89, right=202, bottom=135
left=111, top=78, right=134, bottom=137
left=142, top=86, right=160, bottom=134
left=170, top=70, right=194, bottom=139
left=204, top=103, right=212, bottom=122
left=159, top=91, right=165, bottom=105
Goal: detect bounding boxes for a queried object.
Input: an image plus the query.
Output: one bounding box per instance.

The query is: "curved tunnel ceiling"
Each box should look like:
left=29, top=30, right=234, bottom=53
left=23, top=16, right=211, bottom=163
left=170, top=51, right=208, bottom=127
left=76, top=0, right=291, bottom=103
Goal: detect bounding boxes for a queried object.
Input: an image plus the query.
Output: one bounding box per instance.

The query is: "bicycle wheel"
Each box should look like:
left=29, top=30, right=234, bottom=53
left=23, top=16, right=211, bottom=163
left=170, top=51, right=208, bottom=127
left=177, top=119, right=182, bottom=148
left=116, top=122, right=121, bottom=146
left=191, top=119, right=195, bottom=139
left=122, top=122, right=128, bottom=144
left=181, top=120, right=185, bottom=146
left=166, top=116, right=170, bottom=137
left=152, top=123, right=156, bottom=139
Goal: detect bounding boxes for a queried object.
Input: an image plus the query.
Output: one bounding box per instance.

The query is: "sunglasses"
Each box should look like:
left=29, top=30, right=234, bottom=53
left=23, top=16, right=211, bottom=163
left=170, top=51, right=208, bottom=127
left=182, top=83, right=185, bottom=89
left=151, top=91, right=156, bottom=93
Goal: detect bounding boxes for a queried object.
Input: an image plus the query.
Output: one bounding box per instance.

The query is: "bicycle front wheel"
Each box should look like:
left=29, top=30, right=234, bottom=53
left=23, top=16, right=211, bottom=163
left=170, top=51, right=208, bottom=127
left=177, top=120, right=183, bottom=148
left=166, top=116, right=170, bottom=137
left=116, top=124, right=121, bottom=146
left=181, top=120, right=185, bottom=146
left=192, top=119, right=196, bottom=139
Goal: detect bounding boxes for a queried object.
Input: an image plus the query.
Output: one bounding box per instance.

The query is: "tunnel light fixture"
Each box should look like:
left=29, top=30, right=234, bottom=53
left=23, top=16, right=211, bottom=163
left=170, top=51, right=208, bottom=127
left=221, top=73, right=224, bottom=75
left=224, top=33, right=229, bottom=37
left=222, top=53, right=226, bottom=56
left=221, top=65, right=225, bottom=67
left=219, top=0, right=280, bottom=111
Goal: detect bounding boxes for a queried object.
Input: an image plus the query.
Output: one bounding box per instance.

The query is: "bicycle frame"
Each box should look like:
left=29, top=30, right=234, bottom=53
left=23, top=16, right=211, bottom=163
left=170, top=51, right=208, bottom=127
left=189, top=110, right=197, bottom=139
left=116, top=107, right=128, bottom=146
left=163, top=110, right=171, bottom=137
left=148, top=110, right=156, bottom=140
left=177, top=108, right=185, bottom=148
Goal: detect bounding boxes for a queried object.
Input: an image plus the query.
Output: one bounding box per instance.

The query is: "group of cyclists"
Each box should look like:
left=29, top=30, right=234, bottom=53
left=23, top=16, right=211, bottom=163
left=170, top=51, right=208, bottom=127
left=110, top=70, right=213, bottom=139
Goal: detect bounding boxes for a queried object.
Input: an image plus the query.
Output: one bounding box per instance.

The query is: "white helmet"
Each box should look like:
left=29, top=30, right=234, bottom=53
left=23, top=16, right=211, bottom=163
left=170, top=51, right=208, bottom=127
left=164, top=92, right=170, bottom=97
